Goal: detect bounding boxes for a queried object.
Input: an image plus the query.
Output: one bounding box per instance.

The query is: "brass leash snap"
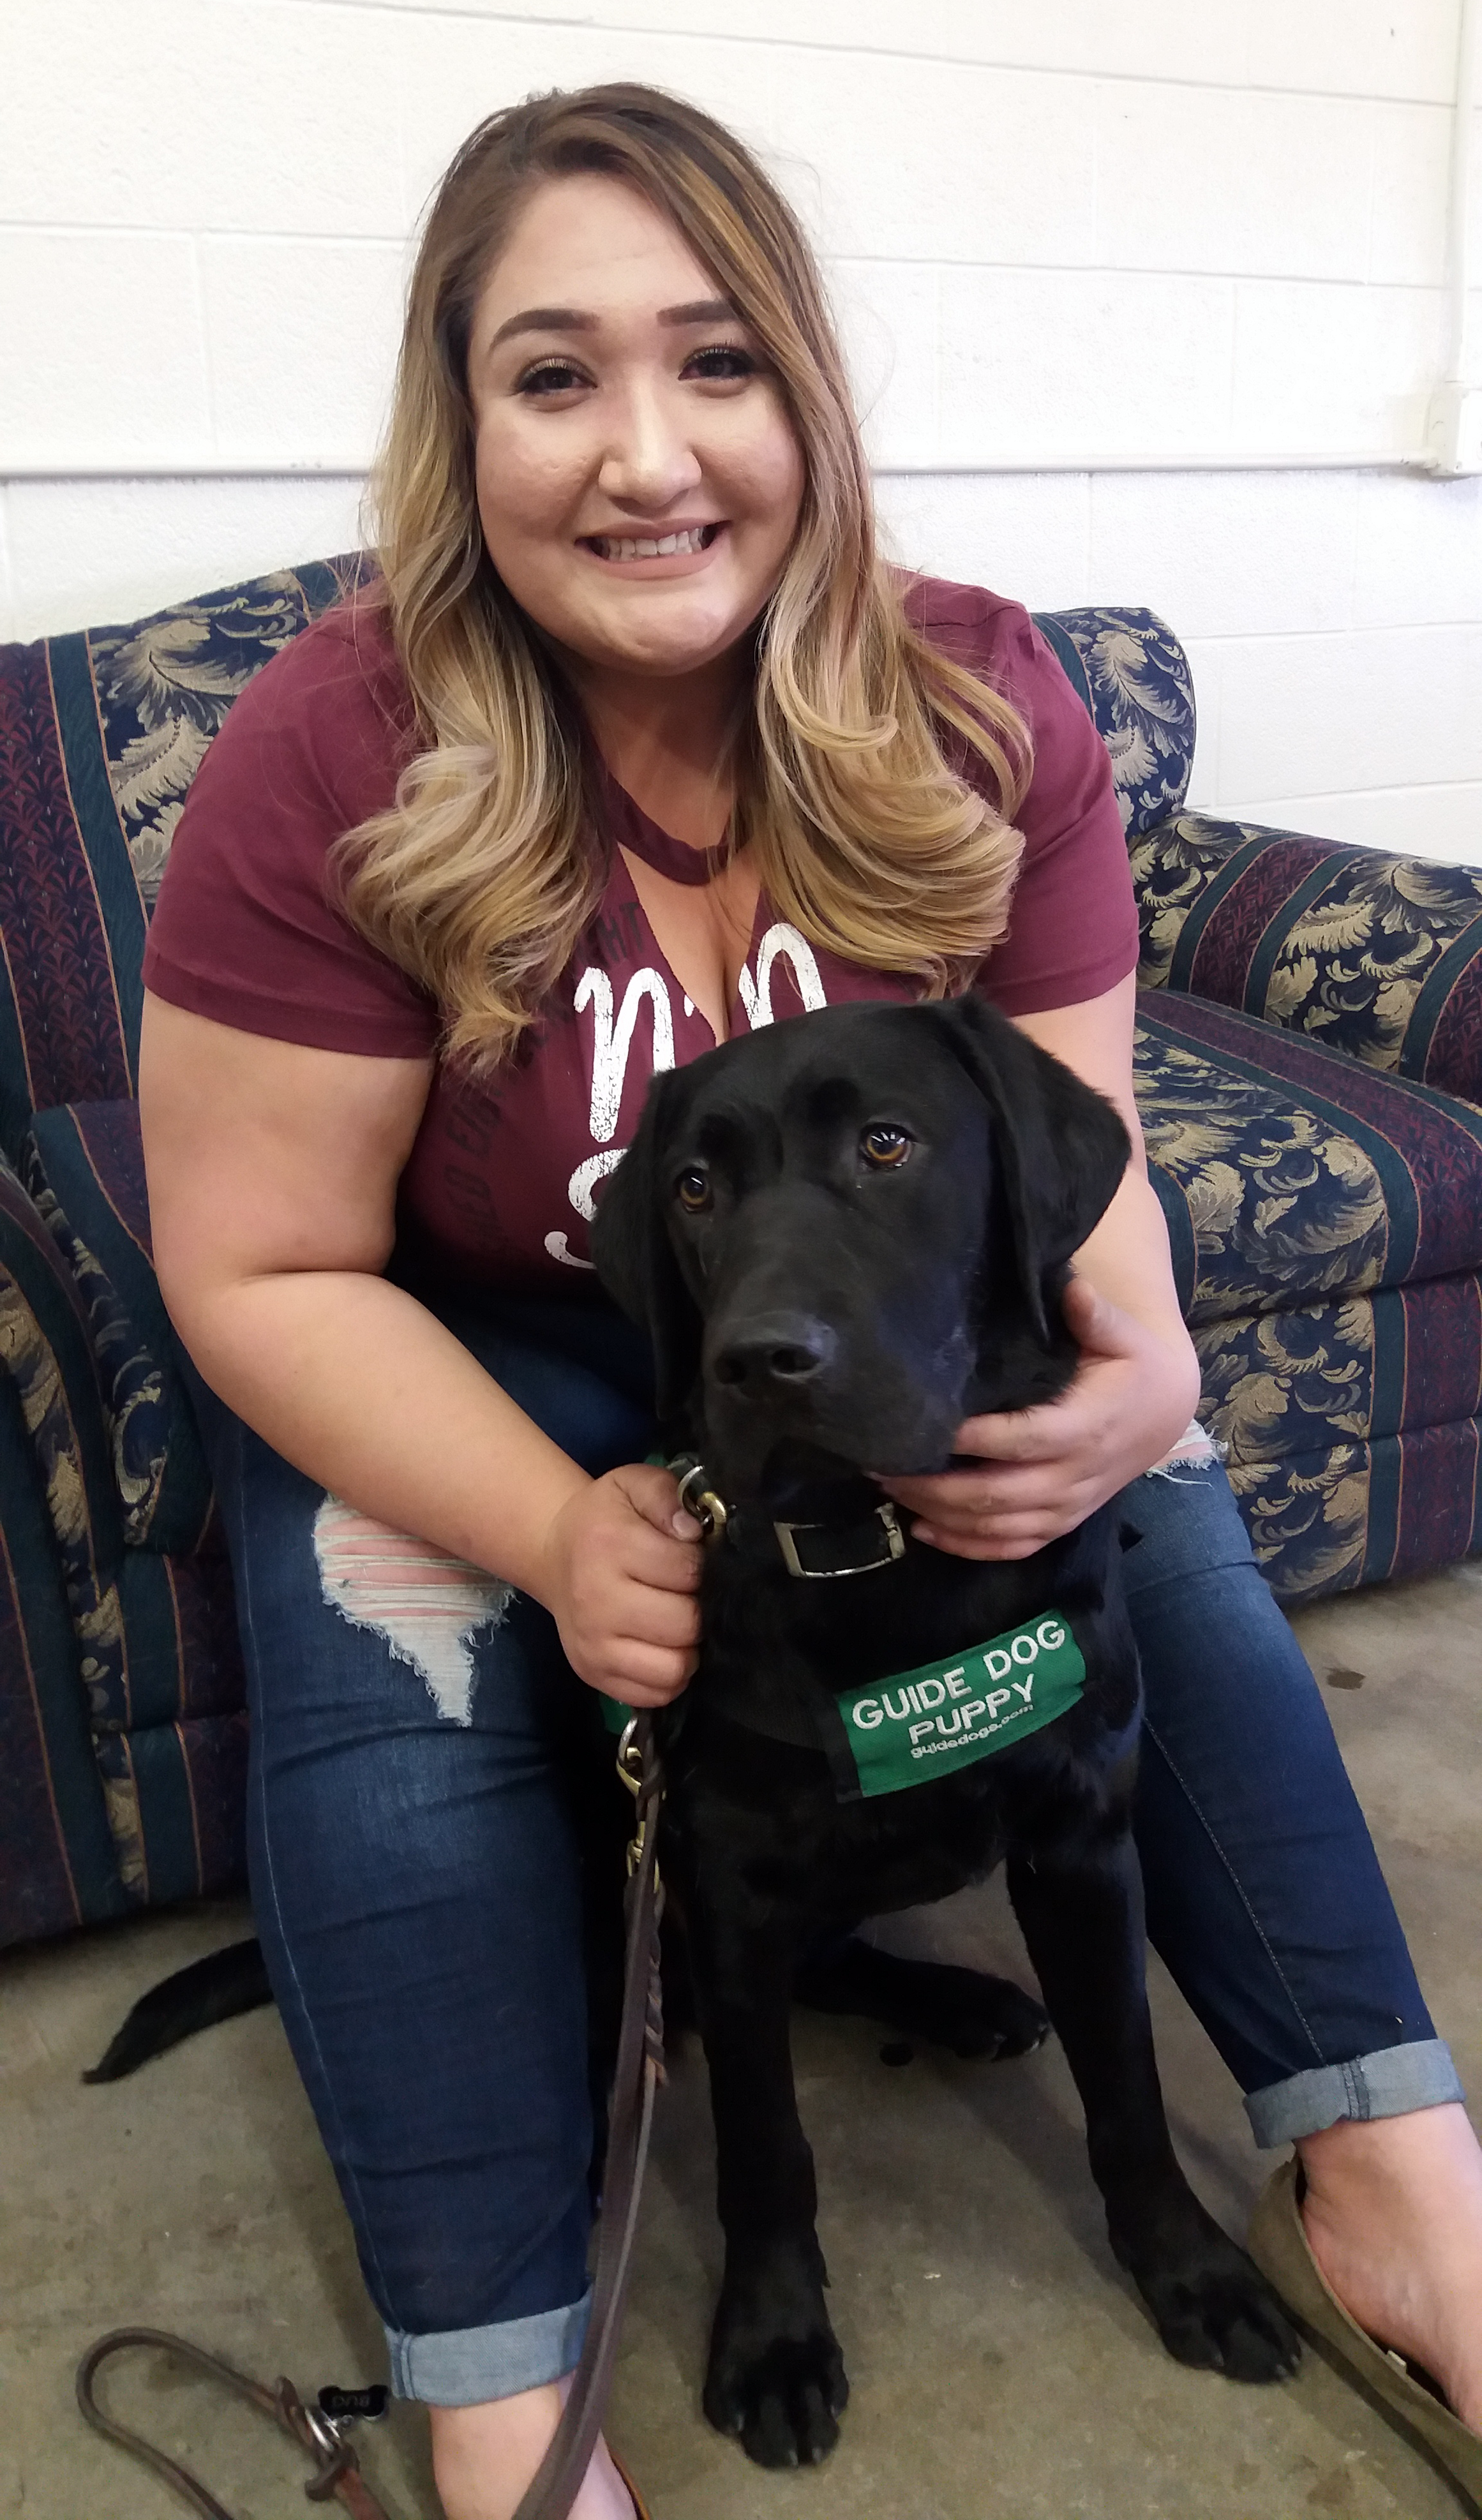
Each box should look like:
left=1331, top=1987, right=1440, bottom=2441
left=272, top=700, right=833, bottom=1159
left=671, top=1454, right=728, bottom=1544
left=616, top=1715, right=658, bottom=1886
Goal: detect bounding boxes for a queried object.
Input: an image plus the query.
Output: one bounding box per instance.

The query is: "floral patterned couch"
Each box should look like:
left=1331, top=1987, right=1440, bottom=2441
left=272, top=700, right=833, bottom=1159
left=1, top=560, right=1479, bottom=1950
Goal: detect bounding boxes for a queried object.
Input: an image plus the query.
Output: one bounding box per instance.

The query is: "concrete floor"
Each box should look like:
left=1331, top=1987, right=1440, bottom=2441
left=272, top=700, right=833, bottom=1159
left=3, top=1562, right=1479, bottom=2520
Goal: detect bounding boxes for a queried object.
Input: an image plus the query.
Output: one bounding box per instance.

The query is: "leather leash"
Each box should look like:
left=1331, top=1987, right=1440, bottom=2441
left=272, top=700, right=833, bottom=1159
left=75, top=2326, right=396, bottom=2518
left=512, top=1706, right=667, bottom=2520
left=72, top=1719, right=665, bottom=2520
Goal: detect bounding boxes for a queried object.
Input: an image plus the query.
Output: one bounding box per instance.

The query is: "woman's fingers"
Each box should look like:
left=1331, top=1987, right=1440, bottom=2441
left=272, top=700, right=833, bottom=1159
left=546, top=1465, right=706, bottom=1698
left=591, top=1636, right=699, bottom=1705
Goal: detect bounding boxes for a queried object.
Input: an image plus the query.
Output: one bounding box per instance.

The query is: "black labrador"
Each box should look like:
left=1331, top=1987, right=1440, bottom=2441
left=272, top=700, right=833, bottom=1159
left=590, top=994, right=1298, bottom=2470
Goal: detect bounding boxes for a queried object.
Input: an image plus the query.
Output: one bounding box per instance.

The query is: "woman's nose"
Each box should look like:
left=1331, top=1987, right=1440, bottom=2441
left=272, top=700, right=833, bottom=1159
left=595, top=382, right=703, bottom=509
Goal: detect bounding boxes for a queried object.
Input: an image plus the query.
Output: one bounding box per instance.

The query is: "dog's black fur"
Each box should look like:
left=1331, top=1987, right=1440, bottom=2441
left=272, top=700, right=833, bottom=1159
left=591, top=994, right=1298, bottom=2469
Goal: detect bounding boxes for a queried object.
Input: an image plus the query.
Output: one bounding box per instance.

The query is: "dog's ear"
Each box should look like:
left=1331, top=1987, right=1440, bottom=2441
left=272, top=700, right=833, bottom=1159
left=931, top=994, right=1132, bottom=1347
left=588, top=1070, right=702, bottom=1430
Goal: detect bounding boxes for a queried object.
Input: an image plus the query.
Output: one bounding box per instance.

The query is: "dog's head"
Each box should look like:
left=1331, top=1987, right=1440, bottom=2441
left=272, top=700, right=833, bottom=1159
left=590, top=997, right=1129, bottom=1503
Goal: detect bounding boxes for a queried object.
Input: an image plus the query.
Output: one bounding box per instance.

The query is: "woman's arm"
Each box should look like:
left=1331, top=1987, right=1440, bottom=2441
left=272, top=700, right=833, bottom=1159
left=879, top=973, right=1201, bottom=1561
left=140, top=994, right=700, bottom=1699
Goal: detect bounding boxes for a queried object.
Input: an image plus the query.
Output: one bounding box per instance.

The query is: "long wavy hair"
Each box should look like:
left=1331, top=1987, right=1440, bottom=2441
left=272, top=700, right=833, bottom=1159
left=339, top=84, right=1031, bottom=1070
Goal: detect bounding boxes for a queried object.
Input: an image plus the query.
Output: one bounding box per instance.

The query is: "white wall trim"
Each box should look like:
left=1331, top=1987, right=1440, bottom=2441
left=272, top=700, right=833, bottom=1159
left=0, top=453, right=1447, bottom=482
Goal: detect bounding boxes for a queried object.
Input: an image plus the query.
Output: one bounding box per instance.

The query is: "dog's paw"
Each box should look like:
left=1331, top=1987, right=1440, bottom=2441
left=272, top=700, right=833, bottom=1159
left=794, top=1941, right=1049, bottom=2063
left=1115, top=2216, right=1301, bottom=2384
left=705, top=2308, right=846, bottom=2459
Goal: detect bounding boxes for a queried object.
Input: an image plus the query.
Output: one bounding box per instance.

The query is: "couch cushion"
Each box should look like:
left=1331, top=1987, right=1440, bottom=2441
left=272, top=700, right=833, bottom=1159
left=0, top=554, right=372, bottom=1163
left=1136, top=991, right=1482, bottom=1323
left=23, top=1099, right=212, bottom=1555
left=1196, top=1273, right=1482, bottom=1468
left=1222, top=1417, right=1482, bottom=1605
left=1132, top=815, right=1482, bottom=1105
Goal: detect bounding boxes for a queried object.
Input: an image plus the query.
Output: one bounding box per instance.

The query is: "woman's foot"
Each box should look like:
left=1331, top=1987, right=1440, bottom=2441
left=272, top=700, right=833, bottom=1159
left=430, top=2385, right=638, bottom=2520
left=1296, top=2103, right=1482, bottom=2432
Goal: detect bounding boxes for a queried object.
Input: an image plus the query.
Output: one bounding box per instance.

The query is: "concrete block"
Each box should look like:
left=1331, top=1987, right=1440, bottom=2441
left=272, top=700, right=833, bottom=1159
left=1095, top=84, right=1374, bottom=283
left=200, top=239, right=408, bottom=470
left=1352, top=470, right=1482, bottom=629
left=0, top=0, right=405, bottom=237
left=1231, top=279, right=1445, bottom=457
left=0, top=231, right=213, bottom=471
left=1172, top=632, right=1225, bottom=807
left=1087, top=471, right=1359, bottom=639
left=1215, top=782, right=1482, bottom=862
left=1213, top=623, right=1482, bottom=798
left=358, top=0, right=1252, bottom=86
left=872, top=471, right=1091, bottom=610
left=1236, top=0, right=1458, bottom=105
left=398, top=18, right=779, bottom=236
left=938, top=269, right=1235, bottom=465
left=832, top=264, right=939, bottom=470
left=1368, top=101, right=1453, bottom=288
left=764, top=56, right=1097, bottom=267
left=1, top=475, right=368, bottom=646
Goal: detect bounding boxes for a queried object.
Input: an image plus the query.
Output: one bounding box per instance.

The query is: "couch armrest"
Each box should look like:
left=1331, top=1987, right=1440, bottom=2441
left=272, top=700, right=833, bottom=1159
left=0, top=1160, right=132, bottom=1943
left=1132, top=811, right=1482, bottom=1103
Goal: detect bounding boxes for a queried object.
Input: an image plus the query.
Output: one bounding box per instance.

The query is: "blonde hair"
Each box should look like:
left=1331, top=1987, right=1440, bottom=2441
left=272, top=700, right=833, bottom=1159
left=340, top=84, right=1030, bottom=1070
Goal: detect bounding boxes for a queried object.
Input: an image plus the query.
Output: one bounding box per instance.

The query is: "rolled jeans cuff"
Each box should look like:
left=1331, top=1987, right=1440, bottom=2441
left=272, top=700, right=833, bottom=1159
left=386, top=2286, right=591, bottom=2406
left=1245, top=2039, right=1465, bottom=2150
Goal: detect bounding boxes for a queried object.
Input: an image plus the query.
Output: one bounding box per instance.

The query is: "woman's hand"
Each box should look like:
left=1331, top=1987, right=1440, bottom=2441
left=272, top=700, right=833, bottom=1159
left=540, top=1464, right=704, bottom=1705
left=878, top=1277, right=1201, bottom=1563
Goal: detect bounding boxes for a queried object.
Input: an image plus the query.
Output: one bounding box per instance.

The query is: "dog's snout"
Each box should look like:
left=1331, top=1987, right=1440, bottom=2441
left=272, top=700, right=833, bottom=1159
left=710, top=1314, right=838, bottom=1395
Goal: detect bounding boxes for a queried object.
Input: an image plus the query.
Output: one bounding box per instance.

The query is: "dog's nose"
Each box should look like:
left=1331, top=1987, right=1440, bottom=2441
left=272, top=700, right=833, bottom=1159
left=710, top=1314, right=838, bottom=1394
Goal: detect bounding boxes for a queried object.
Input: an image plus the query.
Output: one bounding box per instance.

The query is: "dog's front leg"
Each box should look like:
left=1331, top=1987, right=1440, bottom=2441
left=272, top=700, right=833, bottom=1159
left=685, top=1894, right=849, bottom=2467
left=1007, top=1831, right=1299, bottom=2383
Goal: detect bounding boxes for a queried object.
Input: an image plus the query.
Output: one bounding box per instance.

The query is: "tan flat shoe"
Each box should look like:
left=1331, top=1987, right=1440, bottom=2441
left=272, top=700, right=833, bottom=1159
left=611, top=2446, right=652, bottom=2519
left=1247, top=2156, right=1482, bottom=2514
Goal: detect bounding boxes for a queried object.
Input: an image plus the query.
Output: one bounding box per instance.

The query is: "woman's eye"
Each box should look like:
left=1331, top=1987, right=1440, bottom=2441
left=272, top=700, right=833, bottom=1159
left=676, top=1167, right=712, bottom=1213
left=860, top=1125, right=913, bottom=1170
left=514, top=359, right=588, bottom=397
left=683, top=344, right=757, bottom=384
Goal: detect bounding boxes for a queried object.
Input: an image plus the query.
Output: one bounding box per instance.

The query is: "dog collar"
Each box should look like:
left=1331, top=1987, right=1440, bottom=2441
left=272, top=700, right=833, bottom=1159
left=670, top=1456, right=907, bottom=1580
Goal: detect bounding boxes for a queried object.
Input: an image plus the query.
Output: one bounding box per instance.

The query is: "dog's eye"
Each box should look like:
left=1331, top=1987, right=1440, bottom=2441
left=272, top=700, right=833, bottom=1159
left=860, top=1124, right=913, bottom=1170
left=675, top=1166, right=712, bottom=1213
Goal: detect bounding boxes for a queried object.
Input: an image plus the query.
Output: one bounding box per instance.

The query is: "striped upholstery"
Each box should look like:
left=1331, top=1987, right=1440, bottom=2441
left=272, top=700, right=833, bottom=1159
left=0, top=555, right=1474, bottom=1942
left=0, top=556, right=372, bottom=1164
left=1133, top=813, right=1482, bottom=1107
left=1136, top=992, right=1482, bottom=1599
left=0, top=562, right=366, bottom=1945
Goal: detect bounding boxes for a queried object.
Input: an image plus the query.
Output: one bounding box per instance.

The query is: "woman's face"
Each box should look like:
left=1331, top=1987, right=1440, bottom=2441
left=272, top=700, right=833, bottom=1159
left=466, top=174, right=807, bottom=685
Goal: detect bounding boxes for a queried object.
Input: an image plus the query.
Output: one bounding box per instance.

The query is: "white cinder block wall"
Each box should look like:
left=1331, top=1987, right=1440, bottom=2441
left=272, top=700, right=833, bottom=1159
left=3, top=0, right=1481, bottom=854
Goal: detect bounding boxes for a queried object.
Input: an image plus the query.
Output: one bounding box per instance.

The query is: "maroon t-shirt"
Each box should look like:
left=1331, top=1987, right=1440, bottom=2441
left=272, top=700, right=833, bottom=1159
left=144, top=578, right=1138, bottom=1294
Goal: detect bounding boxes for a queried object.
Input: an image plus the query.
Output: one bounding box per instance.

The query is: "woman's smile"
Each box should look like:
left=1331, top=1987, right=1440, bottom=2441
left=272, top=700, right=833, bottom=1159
left=579, top=518, right=728, bottom=569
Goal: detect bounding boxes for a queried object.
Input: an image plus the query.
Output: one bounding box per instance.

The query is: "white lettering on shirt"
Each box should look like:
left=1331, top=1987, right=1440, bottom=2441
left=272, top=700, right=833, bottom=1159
left=737, top=923, right=828, bottom=1029
left=575, top=966, right=676, bottom=1143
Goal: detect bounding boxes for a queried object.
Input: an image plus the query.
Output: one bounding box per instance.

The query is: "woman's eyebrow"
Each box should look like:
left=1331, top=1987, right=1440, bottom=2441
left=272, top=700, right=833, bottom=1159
left=486, top=295, right=738, bottom=352
left=488, top=305, right=595, bottom=351
left=657, top=297, right=737, bottom=326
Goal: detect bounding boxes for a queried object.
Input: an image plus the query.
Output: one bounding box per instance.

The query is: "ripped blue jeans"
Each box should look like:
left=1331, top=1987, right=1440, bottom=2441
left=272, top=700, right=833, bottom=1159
left=190, top=1295, right=1461, bottom=2408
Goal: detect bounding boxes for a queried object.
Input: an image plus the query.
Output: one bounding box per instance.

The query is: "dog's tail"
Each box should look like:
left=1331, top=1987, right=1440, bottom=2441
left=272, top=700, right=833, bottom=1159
left=82, top=1937, right=273, bottom=2082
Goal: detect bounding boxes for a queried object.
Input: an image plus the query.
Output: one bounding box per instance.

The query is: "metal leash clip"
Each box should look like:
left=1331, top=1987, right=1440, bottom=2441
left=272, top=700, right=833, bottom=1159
left=616, top=1714, right=656, bottom=1883
left=310, top=2385, right=391, bottom=2454
left=670, top=1453, right=728, bottom=1544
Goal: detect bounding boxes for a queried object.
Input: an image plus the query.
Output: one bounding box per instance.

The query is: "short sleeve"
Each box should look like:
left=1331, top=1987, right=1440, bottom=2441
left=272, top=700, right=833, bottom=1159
left=906, top=577, right=1140, bottom=1017
left=142, top=602, right=441, bottom=1057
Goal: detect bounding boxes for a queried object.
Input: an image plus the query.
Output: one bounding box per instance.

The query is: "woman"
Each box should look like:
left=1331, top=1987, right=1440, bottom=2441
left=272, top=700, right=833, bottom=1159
left=139, top=85, right=1482, bottom=2520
